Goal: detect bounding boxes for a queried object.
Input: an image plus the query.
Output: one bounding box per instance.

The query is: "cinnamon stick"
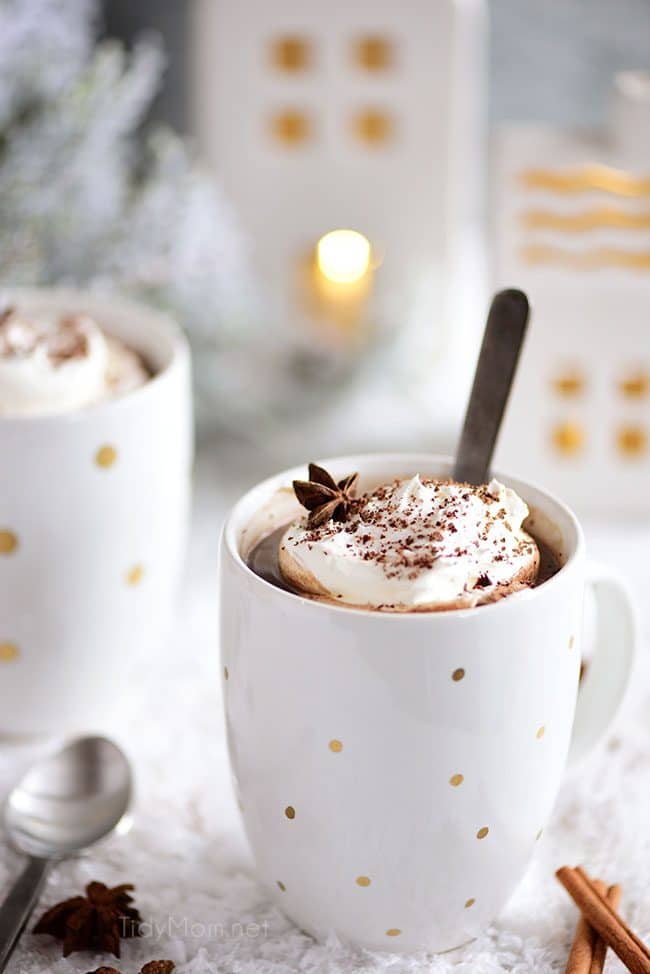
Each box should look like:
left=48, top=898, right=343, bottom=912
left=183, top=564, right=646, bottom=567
left=557, top=866, right=650, bottom=974
left=590, top=884, right=623, bottom=974
left=575, top=868, right=648, bottom=960
left=566, top=914, right=598, bottom=973
left=565, top=879, right=606, bottom=974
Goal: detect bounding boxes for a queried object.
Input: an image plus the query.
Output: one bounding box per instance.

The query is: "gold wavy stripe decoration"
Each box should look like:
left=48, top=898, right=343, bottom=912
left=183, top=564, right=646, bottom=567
left=521, top=245, right=650, bottom=270
left=521, top=208, right=650, bottom=231
left=520, top=165, right=650, bottom=197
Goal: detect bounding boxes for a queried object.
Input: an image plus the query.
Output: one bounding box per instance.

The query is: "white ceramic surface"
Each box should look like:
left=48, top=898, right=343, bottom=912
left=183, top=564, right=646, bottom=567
left=0, top=288, right=193, bottom=736
left=220, top=454, right=635, bottom=954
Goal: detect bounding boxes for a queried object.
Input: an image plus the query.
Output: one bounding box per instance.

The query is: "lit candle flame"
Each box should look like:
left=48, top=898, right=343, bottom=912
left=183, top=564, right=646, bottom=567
left=316, top=230, right=372, bottom=284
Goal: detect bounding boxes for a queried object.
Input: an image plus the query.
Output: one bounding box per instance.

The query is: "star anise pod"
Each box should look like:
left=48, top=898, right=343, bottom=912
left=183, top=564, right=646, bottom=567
left=34, top=881, right=142, bottom=958
left=86, top=964, right=174, bottom=974
left=293, top=463, right=359, bottom=529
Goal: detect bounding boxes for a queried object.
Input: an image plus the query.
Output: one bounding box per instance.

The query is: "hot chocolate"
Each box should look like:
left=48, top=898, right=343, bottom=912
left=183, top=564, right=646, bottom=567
left=247, top=464, right=561, bottom=612
left=0, top=306, right=149, bottom=416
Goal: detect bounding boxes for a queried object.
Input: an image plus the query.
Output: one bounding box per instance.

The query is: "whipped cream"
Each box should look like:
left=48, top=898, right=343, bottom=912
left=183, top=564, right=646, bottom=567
left=279, top=476, right=539, bottom=611
left=0, top=308, right=149, bottom=416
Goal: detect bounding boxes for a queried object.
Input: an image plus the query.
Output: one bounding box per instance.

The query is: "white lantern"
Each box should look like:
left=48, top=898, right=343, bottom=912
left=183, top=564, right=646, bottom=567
left=493, top=72, right=650, bottom=517
left=190, top=0, right=487, bottom=443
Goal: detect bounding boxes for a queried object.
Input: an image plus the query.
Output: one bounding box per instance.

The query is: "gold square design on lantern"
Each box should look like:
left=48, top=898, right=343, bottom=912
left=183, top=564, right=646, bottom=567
left=353, top=109, right=394, bottom=146
left=271, top=36, right=311, bottom=73
left=355, top=36, right=393, bottom=72
left=552, top=421, right=584, bottom=456
left=552, top=368, right=585, bottom=398
left=0, top=642, right=19, bottom=662
left=270, top=110, right=312, bottom=146
left=616, top=424, right=647, bottom=457
left=618, top=370, right=649, bottom=400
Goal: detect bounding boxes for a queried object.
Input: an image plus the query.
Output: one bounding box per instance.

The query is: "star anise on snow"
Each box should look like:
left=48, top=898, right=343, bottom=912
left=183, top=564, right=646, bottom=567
left=86, top=963, right=174, bottom=974
left=33, top=881, right=142, bottom=957
left=292, top=463, right=359, bottom=529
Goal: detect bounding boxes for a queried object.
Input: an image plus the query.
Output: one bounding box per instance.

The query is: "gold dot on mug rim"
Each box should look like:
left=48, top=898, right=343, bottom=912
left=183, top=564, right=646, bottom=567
left=536, top=828, right=543, bottom=840
left=0, top=642, right=19, bottom=662
left=464, top=898, right=476, bottom=909
left=536, top=725, right=546, bottom=739
left=356, top=875, right=371, bottom=887
left=224, top=666, right=229, bottom=681
left=329, top=739, right=343, bottom=753
left=95, top=444, right=118, bottom=468
left=569, top=635, right=575, bottom=649
left=386, top=928, right=401, bottom=937
left=476, top=826, right=489, bottom=840
left=0, top=530, right=18, bottom=555
left=277, top=880, right=286, bottom=892
left=285, top=805, right=296, bottom=819
left=452, top=667, right=465, bottom=682
left=449, top=773, right=464, bottom=787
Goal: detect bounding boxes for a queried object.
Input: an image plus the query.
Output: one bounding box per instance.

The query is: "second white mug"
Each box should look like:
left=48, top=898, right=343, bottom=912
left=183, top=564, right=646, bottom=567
left=0, top=288, right=193, bottom=737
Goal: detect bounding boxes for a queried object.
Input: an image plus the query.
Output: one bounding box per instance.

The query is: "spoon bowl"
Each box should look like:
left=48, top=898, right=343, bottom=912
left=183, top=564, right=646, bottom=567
left=5, top=736, right=131, bottom=859
left=0, top=736, right=131, bottom=972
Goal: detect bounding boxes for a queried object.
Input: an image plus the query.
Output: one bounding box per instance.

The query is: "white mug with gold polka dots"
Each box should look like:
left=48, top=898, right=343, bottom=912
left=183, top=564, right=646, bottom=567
left=0, top=288, right=192, bottom=736
left=220, top=453, right=635, bottom=954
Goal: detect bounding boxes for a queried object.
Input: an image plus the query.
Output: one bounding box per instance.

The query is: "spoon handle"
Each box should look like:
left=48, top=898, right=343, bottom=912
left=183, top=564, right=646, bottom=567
left=0, top=856, right=51, bottom=973
left=453, top=289, right=530, bottom=485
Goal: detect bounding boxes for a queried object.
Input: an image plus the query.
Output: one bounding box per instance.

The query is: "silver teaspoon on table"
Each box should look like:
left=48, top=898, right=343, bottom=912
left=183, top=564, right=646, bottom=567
left=0, top=735, right=132, bottom=972
left=453, top=288, right=530, bottom=485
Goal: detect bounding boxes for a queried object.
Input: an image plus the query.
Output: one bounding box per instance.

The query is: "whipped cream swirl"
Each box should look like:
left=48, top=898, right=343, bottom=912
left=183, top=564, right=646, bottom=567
left=279, top=476, right=539, bottom=611
left=0, top=308, right=148, bottom=416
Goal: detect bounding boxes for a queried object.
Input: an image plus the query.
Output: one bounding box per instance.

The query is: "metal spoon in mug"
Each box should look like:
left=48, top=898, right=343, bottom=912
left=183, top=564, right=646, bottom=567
left=0, top=736, right=132, bottom=972
left=453, top=288, right=530, bottom=485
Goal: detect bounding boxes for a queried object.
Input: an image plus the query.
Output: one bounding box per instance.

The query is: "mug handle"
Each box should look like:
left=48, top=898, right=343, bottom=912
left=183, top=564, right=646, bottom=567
left=568, top=567, right=636, bottom=765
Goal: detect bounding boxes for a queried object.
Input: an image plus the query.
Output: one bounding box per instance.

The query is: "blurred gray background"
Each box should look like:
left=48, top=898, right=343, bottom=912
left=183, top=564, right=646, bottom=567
left=102, top=0, right=650, bottom=130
